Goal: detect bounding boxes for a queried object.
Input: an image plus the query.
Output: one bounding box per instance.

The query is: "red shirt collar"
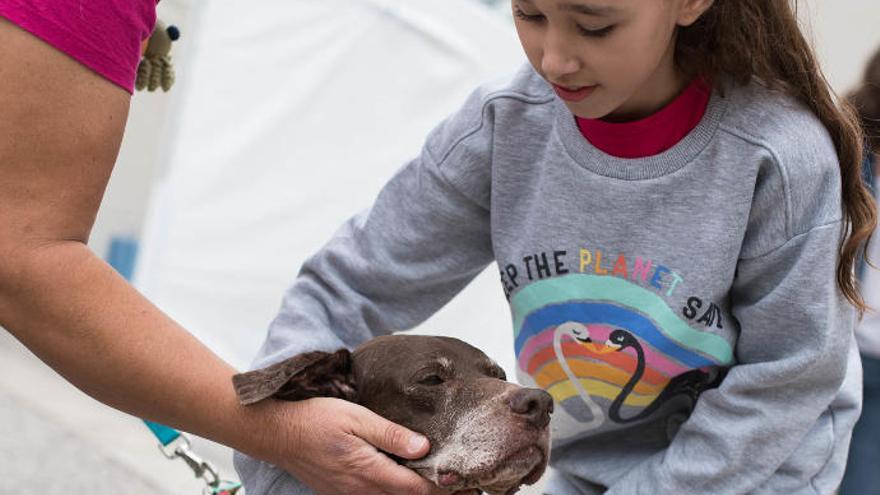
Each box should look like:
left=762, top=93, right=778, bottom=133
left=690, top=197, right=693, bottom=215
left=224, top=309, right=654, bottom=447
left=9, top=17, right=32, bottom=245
left=575, top=77, right=712, bottom=159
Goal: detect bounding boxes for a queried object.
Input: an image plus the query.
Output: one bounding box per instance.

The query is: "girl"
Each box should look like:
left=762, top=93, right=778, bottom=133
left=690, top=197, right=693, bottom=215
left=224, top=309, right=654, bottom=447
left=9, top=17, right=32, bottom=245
left=235, top=1, right=876, bottom=494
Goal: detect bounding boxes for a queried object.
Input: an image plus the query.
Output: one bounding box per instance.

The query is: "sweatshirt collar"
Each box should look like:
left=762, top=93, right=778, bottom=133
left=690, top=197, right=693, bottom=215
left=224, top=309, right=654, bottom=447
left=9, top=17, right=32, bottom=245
left=554, top=80, right=728, bottom=181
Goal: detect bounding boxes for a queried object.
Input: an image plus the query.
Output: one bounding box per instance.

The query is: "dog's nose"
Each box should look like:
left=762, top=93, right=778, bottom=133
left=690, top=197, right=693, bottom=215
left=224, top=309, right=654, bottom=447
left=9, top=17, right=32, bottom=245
left=509, top=388, right=554, bottom=428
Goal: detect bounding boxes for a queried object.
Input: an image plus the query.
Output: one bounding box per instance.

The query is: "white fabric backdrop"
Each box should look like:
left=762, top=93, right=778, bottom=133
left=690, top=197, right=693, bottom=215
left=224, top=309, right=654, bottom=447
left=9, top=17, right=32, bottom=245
left=135, top=0, right=527, bottom=375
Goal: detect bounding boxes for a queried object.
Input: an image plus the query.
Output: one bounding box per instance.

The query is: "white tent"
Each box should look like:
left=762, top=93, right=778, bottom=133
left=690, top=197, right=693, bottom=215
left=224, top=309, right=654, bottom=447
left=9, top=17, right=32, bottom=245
left=135, top=0, right=528, bottom=376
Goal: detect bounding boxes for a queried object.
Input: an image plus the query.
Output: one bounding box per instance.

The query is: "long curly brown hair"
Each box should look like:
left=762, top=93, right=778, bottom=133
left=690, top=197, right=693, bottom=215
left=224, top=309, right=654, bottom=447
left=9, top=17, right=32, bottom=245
left=675, top=0, right=877, bottom=315
left=848, top=48, right=880, bottom=155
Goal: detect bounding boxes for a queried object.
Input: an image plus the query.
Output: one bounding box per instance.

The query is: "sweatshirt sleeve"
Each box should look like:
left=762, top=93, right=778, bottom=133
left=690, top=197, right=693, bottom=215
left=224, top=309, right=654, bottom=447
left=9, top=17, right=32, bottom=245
left=605, top=107, right=859, bottom=493
left=248, top=85, right=498, bottom=368
left=605, top=220, right=855, bottom=494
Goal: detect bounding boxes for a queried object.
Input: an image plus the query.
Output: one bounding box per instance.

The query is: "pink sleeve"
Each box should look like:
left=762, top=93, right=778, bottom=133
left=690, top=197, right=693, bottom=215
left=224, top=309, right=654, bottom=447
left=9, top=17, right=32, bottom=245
left=0, top=0, right=157, bottom=94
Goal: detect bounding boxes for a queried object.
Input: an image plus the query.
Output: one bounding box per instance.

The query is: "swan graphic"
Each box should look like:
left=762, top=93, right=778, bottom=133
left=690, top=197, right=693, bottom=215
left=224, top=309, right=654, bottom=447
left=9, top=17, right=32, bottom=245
left=604, top=328, right=723, bottom=424
left=553, top=321, right=616, bottom=430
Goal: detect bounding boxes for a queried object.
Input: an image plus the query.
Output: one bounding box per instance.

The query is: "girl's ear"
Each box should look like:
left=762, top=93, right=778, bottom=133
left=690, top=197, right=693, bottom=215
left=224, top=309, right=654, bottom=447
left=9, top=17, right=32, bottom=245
left=232, top=349, right=357, bottom=405
left=676, top=0, right=715, bottom=27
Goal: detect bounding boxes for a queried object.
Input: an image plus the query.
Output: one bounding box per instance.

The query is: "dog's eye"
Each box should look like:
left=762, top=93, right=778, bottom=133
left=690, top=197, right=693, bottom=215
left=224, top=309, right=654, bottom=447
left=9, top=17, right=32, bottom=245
left=417, top=374, right=445, bottom=386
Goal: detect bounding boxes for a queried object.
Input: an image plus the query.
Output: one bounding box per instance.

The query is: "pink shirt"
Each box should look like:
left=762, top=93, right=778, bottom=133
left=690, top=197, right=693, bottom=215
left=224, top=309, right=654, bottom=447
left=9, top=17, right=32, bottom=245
left=576, top=77, right=712, bottom=159
left=0, top=0, right=157, bottom=93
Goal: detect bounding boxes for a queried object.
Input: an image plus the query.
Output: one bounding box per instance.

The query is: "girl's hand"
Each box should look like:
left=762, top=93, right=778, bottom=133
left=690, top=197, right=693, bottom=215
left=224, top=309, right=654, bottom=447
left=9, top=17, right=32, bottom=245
left=264, top=397, right=455, bottom=495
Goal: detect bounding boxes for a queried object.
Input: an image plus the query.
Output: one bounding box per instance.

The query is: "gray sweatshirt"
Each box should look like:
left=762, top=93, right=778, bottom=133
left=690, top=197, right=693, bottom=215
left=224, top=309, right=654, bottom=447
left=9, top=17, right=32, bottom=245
left=234, top=64, right=862, bottom=495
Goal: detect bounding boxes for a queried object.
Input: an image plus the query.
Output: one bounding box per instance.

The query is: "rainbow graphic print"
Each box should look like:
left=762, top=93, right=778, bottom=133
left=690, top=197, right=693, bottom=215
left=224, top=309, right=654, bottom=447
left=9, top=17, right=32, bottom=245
left=511, top=273, right=734, bottom=442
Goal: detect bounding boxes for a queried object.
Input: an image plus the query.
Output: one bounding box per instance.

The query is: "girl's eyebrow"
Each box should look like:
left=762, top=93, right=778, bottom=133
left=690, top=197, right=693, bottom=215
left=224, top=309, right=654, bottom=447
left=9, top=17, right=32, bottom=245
left=517, top=0, right=621, bottom=17
left=559, top=2, right=619, bottom=16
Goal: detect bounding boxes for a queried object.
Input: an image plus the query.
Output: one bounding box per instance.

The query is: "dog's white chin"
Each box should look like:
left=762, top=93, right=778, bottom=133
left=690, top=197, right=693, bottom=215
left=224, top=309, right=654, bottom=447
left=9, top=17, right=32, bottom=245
left=413, top=429, right=550, bottom=495
left=407, top=401, right=552, bottom=494
left=477, top=444, right=547, bottom=495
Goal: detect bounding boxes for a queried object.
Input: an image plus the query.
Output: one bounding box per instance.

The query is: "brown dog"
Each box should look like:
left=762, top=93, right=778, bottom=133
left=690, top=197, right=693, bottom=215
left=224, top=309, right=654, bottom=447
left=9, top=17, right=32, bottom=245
left=233, top=334, right=553, bottom=495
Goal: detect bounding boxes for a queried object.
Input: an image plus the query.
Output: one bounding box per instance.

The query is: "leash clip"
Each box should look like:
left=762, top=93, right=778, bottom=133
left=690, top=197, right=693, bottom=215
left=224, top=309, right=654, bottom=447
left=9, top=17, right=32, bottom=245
left=156, top=431, right=242, bottom=494
left=159, top=435, right=220, bottom=487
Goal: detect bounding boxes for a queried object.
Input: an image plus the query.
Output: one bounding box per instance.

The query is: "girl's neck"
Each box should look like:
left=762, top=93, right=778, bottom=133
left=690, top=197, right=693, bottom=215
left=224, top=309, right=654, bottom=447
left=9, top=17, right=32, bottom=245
left=604, top=40, right=689, bottom=123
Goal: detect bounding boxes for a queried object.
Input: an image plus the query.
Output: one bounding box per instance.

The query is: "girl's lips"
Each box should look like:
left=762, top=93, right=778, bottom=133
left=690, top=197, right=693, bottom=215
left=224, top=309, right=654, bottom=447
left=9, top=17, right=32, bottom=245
left=552, top=83, right=597, bottom=102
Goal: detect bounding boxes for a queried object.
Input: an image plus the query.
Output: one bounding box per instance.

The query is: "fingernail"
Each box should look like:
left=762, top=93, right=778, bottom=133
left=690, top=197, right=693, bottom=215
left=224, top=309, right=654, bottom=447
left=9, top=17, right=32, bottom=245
left=409, top=434, right=428, bottom=453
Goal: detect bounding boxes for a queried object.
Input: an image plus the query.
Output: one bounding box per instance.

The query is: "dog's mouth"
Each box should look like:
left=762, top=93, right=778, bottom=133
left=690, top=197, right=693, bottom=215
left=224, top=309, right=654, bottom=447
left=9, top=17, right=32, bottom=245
left=486, top=444, right=547, bottom=490
left=433, top=433, right=549, bottom=495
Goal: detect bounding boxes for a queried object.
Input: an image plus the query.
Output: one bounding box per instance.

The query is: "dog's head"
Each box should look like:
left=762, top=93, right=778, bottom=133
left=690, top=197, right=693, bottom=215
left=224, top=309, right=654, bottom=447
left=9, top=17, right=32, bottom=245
left=233, top=334, right=552, bottom=495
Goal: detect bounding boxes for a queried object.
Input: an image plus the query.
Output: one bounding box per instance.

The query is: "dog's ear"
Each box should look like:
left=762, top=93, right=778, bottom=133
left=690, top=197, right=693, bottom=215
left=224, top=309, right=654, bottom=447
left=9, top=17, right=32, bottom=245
left=232, top=349, right=356, bottom=405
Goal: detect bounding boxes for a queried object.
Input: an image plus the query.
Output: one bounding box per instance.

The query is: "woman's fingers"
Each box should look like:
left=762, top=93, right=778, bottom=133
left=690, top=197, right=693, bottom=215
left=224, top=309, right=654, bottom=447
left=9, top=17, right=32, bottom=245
left=362, top=449, right=449, bottom=495
left=349, top=402, right=431, bottom=460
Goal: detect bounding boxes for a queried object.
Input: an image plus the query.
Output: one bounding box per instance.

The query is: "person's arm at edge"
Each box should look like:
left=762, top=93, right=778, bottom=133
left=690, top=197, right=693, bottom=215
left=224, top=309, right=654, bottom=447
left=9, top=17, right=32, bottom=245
left=0, top=14, right=280, bottom=457
left=0, top=18, right=437, bottom=493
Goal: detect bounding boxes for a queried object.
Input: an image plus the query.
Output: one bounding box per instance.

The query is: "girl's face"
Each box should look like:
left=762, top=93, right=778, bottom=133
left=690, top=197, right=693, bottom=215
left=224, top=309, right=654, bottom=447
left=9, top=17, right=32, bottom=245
left=512, top=0, right=712, bottom=121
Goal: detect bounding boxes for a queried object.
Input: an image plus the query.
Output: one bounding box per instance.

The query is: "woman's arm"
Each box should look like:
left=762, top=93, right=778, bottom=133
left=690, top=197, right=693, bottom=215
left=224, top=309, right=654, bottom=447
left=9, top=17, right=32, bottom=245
left=0, top=14, right=255, bottom=452
left=0, top=18, right=443, bottom=495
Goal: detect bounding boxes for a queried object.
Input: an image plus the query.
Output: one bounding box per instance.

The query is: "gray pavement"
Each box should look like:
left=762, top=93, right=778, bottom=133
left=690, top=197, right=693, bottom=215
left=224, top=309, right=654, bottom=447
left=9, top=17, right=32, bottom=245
left=0, top=389, right=166, bottom=494
left=0, top=330, right=238, bottom=495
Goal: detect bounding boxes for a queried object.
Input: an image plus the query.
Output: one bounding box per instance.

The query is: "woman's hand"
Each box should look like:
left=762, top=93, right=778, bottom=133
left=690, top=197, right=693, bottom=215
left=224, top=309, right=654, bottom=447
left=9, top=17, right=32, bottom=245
left=262, top=397, right=455, bottom=495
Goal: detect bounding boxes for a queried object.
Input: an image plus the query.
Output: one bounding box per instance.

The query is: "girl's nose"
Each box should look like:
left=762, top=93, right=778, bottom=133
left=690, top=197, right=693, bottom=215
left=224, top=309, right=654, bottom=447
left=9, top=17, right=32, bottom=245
left=541, top=33, right=581, bottom=81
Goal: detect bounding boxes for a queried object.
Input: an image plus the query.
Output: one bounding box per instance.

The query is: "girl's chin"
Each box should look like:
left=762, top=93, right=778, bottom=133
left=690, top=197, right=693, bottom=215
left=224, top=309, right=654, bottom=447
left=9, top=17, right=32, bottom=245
left=560, top=94, right=621, bottom=120
left=566, top=98, right=646, bottom=122
left=565, top=102, right=613, bottom=120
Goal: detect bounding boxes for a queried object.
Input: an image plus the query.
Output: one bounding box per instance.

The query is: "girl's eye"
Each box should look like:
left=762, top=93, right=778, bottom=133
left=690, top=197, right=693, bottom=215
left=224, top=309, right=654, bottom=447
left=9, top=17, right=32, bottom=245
left=513, top=6, right=545, bottom=22
left=418, top=375, right=445, bottom=386
left=514, top=5, right=615, bottom=39
left=577, top=25, right=615, bottom=38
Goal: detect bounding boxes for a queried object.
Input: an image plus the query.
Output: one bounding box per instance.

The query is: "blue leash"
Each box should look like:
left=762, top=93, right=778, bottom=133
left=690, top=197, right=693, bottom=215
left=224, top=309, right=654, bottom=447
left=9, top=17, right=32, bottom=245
left=144, top=419, right=180, bottom=446
left=145, top=420, right=242, bottom=495
left=107, top=237, right=242, bottom=494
